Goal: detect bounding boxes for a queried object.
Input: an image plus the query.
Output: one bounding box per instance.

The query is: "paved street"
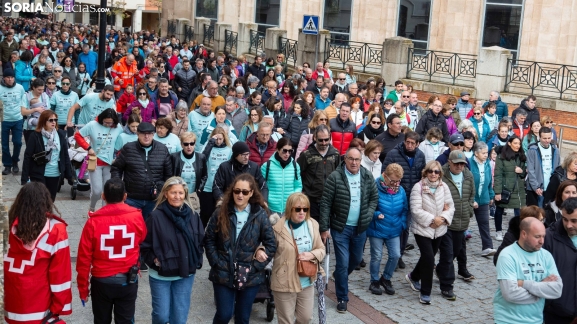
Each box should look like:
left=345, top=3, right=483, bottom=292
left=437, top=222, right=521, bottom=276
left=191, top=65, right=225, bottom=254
left=1, top=143, right=508, bottom=323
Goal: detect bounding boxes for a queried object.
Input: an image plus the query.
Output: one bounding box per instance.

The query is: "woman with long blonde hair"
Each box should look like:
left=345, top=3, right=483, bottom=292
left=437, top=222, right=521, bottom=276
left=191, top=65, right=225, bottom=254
left=296, top=110, right=329, bottom=159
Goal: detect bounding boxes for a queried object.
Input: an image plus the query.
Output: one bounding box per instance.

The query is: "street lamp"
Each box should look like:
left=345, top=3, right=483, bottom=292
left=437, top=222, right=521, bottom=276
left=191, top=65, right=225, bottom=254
left=94, top=0, right=107, bottom=91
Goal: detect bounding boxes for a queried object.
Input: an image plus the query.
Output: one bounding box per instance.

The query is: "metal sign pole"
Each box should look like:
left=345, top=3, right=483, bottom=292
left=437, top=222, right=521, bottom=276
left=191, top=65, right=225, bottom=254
left=315, top=34, right=319, bottom=66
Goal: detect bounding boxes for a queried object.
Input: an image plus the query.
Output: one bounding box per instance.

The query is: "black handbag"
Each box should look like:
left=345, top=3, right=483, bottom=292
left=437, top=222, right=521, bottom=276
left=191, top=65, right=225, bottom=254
left=500, top=177, right=517, bottom=205
left=32, top=150, right=51, bottom=165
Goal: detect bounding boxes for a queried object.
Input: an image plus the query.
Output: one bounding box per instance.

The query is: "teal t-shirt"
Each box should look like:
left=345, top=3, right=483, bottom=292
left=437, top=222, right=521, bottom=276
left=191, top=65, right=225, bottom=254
left=43, top=135, right=61, bottom=177
left=430, top=141, right=441, bottom=159
left=114, top=132, right=137, bottom=151
left=450, top=171, right=464, bottom=198
left=345, top=168, right=361, bottom=226
left=180, top=152, right=196, bottom=192
left=153, top=133, right=182, bottom=154
left=493, top=243, right=559, bottom=324
left=204, top=146, right=232, bottom=192
left=0, top=83, right=25, bottom=122
left=235, top=204, right=250, bottom=242
left=79, top=121, right=123, bottom=165
left=188, top=110, right=215, bottom=153
left=77, top=93, right=115, bottom=125
left=571, top=236, right=577, bottom=248
left=285, top=220, right=313, bottom=289
left=50, top=90, right=79, bottom=125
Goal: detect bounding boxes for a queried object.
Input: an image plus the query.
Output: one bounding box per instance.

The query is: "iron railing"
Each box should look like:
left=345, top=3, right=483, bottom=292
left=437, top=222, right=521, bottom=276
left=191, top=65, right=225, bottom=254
left=504, top=59, right=577, bottom=100
left=203, top=24, right=215, bottom=47
left=224, top=29, right=238, bottom=55
left=406, top=48, right=477, bottom=86
left=183, top=25, right=194, bottom=44
left=167, top=20, right=176, bottom=37
left=278, top=37, right=298, bottom=67
left=324, top=38, right=382, bottom=73
left=249, top=30, right=265, bottom=55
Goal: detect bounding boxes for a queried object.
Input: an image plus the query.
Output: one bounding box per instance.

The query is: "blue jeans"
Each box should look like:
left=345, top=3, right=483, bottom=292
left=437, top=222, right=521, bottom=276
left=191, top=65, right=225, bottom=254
left=369, top=236, right=401, bottom=281
left=149, top=275, right=195, bottom=324
left=1, top=120, right=23, bottom=167
left=332, top=225, right=366, bottom=301
left=125, top=198, right=156, bottom=220
left=212, top=283, right=260, bottom=324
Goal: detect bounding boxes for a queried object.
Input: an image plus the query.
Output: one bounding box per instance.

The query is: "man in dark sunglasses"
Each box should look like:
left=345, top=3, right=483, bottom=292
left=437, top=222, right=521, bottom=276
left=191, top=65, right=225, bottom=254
left=436, top=133, right=471, bottom=169
left=329, top=72, right=348, bottom=100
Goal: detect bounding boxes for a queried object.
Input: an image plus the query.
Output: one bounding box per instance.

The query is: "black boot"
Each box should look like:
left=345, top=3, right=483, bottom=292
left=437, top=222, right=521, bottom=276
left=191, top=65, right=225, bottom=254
left=369, top=281, right=382, bottom=295
left=379, top=276, right=395, bottom=295
left=398, top=257, right=406, bottom=269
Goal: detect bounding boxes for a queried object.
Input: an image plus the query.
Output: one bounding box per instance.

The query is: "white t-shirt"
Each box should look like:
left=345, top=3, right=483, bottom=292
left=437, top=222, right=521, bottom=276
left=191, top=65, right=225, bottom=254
left=539, top=143, right=553, bottom=189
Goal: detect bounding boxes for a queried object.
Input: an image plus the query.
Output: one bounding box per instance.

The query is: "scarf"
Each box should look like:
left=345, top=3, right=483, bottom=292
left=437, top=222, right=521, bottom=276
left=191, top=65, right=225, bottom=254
left=138, top=98, right=149, bottom=108
left=379, top=175, right=399, bottom=194
left=162, top=201, right=200, bottom=272
left=421, top=178, right=441, bottom=195
left=274, top=152, right=291, bottom=168
left=41, top=128, right=58, bottom=161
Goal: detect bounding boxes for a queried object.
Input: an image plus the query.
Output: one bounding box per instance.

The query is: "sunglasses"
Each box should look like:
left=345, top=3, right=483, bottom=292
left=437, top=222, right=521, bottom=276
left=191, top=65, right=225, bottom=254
left=317, top=138, right=330, bottom=143
left=281, top=148, right=294, bottom=154
left=293, top=207, right=309, bottom=213
left=452, top=142, right=465, bottom=147
left=402, top=95, right=410, bottom=98
left=46, top=81, right=55, bottom=84
left=138, top=92, right=147, bottom=96
left=182, top=141, right=195, bottom=147
left=371, top=121, right=381, bottom=125
left=48, top=118, right=58, bottom=123
left=62, top=82, right=70, bottom=86
left=474, top=112, right=482, bottom=115
left=427, top=169, right=441, bottom=175
left=339, top=78, right=345, bottom=80
left=54, top=70, right=62, bottom=73
left=232, top=188, right=252, bottom=196
left=319, top=118, right=328, bottom=121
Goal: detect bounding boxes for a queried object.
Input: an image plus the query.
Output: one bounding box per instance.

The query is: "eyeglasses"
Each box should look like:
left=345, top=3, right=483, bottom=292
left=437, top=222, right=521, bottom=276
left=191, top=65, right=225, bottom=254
left=232, top=188, right=252, bottom=196
left=371, top=121, right=381, bottom=125
left=346, top=157, right=361, bottom=163
left=48, top=118, right=58, bottom=123
left=61, top=82, right=70, bottom=86
left=47, top=82, right=56, bottom=84
left=54, top=70, right=62, bottom=73
left=384, top=102, right=393, bottom=106
left=452, top=142, right=465, bottom=147
left=293, top=207, right=309, bottom=213
left=182, top=141, right=195, bottom=147
left=317, top=138, right=330, bottom=143
left=339, top=78, right=345, bottom=80
left=138, top=92, right=147, bottom=96
left=474, top=112, right=482, bottom=115
left=319, top=118, right=328, bottom=121
left=281, top=148, right=294, bottom=154
left=250, top=114, right=259, bottom=117
left=427, top=169, right=441, bottom=175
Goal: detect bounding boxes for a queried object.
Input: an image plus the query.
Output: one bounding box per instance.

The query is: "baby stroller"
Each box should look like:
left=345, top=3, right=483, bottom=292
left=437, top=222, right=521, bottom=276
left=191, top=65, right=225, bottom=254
left=67, top=136, right=91, bottom=200
left=253, top=262, right=275, bottom=322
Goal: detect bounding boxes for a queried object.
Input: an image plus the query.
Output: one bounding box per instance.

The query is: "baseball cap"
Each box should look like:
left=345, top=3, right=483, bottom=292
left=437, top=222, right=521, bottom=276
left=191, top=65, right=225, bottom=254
left=449, top=133, right=464, bottom=144
left=449, top=150, right=467, bottom=164
left=460, top=91, right=470, bottom=97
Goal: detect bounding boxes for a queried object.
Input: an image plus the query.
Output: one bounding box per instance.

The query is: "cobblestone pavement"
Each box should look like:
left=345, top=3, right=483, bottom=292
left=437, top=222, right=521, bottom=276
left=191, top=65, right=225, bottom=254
left=2, top=142, right=509, bottom=323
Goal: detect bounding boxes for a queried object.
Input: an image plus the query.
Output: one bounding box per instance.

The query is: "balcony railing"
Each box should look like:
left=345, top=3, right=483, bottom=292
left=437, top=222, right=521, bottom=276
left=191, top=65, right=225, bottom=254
left=504, top=59, right=577, bottom=100
left=325, top=38, right=382, bottom=73
left=249, top=30, right=265, bottom=55
left=167, top=20, right=176, bottom=37
left=278, top=37, right=298, bottom=67
left=183, top=25, right=194, bottom=44
left=406, top=48, right=477, bottom=86
left=224, top=29, right=238, bottom=55
left=203, top=24, right=215, bottom=48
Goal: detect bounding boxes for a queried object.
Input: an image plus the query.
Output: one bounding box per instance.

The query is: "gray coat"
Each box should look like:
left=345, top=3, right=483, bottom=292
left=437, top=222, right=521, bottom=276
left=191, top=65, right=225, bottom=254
left=526, top=143, right=560, bottom=192
left=226, top=108, right=248, bottom=135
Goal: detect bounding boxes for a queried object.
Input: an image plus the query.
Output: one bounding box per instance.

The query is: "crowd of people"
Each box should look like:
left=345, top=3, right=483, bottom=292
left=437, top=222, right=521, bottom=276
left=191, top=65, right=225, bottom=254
left=3, top=16, right=577, bottom=324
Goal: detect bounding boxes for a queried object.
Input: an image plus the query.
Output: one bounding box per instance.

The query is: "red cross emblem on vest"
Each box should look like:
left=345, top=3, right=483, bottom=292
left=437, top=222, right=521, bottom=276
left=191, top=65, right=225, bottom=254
left=100, top=225, right=135, bottom=259
left=5, top=243, right=37, bottom=274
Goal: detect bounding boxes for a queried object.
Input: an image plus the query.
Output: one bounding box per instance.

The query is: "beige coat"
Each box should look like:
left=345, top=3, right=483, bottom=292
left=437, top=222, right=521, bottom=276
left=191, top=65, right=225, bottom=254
left=166, top=112, right=189, bottom=136
left=410, top=180, right=455, bottom=239
left=270, top=214, right=326, bottom=293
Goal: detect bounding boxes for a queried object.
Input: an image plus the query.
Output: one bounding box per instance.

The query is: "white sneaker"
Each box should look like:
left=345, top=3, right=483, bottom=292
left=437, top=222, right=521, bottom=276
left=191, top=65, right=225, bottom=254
left=481, top=248, right=497, bottom=257
left=495, top=231, right=503, bottom=241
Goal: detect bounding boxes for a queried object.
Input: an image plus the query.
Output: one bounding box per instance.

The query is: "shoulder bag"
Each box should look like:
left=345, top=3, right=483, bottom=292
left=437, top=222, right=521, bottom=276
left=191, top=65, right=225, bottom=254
left=290, top=224, right=317, bottom=277
left=87, top=128, right=111, bottom=171
left=500, top=176, right=517, bottom=205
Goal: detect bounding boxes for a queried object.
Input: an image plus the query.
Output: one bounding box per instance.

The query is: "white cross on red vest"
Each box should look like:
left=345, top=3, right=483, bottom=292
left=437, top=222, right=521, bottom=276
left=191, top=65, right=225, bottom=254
left=100, top=225, right=135, bottom=259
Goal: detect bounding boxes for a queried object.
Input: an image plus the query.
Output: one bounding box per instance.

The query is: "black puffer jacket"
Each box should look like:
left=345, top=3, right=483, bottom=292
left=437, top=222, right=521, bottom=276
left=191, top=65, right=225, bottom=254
left=511, top=99, right=540, bottom=125
left=111, top=140, right=173, bottom=200
left=203, top=203, right=276, bottom=288
left=174, top=68, right=197, bottom=100
left=281, top=112, right=311, bottom=147
left=543, top=219, right=577, bottom=318
left=212, top=159, right=268, bottom=200
left=296, top=144, right=340, bottom=202
left=382, top=142, right=427, bottom=202
left=170, top=151, right=207, bottom=192
left=544, top=166, right=571, bottom=205
left=414, top=109, right=450, bottom=143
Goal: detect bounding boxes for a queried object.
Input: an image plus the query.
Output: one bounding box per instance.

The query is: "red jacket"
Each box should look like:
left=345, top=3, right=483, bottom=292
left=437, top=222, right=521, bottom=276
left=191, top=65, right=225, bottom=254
left=116, top=91, right=135, bottom=113
left=247, top=132, right=276, bottom=166
left=4, top=215, right=72, bottom=323
left=311, top=69, right=330, bottom=80
left=512, top=119, right=529, bottom=140
left=76, top=203, right=147, bottom=300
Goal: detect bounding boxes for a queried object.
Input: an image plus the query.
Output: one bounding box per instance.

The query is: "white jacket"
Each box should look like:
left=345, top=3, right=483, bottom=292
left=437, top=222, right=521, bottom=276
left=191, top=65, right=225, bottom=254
left=410, top=180, right=455, bottom=239
left=418, top=140, right=448, bottom=163
left=361, top=154, right=382, bottom=180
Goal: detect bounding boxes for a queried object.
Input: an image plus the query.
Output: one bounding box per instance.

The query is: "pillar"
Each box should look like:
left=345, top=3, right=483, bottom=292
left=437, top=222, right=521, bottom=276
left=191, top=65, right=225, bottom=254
left=176, top=18, right=191, bottom=43
left=237, top=22, right=257, bottom=55
left=215, top=22, right=232, bottom=54
left=475, top=46, right=512, bottom=100
left=381, top=37, right=413, bottom=87
left=115, top=13, right=123, bottom=29
left=297, top=28, right=330, bottom=68
left=264, top=28, right=287, bottom=59
left=82, top=11, right=90, bottom=25
left=133, top=6, right=143, bottom=33
left=195, top=17, right=211, bottom=46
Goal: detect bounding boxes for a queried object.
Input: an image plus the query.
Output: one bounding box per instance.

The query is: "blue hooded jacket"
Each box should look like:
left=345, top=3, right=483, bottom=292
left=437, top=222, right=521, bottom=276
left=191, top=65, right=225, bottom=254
left=14, top=60, right=34, bottom=91
left=366, top=178, right=408, bottom=239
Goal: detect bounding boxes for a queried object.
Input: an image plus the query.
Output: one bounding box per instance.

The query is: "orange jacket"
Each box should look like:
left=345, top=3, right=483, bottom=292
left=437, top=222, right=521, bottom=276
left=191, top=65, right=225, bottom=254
left=111, top=56, right=138, bottom=90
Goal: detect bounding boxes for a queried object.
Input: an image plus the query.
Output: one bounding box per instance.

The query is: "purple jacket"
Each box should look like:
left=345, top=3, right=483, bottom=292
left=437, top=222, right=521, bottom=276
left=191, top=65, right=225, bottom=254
left=446, top=115, right=458, bottom=135
left=125, top=99, right=157, bottom=123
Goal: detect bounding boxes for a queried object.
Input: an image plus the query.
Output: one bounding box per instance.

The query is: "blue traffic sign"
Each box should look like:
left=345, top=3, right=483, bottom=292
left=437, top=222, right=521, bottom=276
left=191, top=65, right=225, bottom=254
left=303, top=15, right=319, bottom=35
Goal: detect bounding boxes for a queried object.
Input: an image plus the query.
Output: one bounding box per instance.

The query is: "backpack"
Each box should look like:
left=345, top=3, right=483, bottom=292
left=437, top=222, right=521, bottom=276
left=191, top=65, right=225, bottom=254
left=265, top=159, right=298, bottom=181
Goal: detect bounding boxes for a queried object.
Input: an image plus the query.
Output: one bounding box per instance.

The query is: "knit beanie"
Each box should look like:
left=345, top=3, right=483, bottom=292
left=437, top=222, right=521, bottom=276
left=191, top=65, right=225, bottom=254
left=232, top=141, right=250, bottom=159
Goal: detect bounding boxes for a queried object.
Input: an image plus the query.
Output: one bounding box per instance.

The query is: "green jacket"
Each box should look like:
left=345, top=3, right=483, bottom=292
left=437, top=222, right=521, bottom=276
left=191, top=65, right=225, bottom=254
left=319, top=163, right=379, bottom=233
left=385, top=90, right=400, bottom=103
left=442, top=164, right=475, bottom=231
left=494, top=154, right=527, bottom=209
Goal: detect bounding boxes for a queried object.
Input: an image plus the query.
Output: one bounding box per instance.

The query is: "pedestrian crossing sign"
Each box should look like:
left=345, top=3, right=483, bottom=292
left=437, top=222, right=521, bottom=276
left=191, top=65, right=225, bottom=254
left=303, top=15, right=319, bottom=35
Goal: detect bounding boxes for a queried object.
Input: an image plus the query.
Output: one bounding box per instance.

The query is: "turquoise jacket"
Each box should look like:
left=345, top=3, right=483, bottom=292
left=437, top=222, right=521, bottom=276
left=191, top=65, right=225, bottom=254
left=469, top=116, right=492, bottom=143
left=261, top=154, right=302, bottom=214
left=15, top=60, right=34, bottom=91
left=470, top=157, right=495, bottom=205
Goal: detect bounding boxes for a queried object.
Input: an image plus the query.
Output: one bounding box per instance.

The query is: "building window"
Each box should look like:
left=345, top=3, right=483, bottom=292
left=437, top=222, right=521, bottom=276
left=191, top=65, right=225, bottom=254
left=89, top=12, right=99, bottom=25
left=397, top=0, right=431, bottom=50
left=196, top=0, right=218, bottom=21
left=482, top=0, right=523, bottom=58
left=255, top=0, right=281, bottom=33
left=323, top=0, right=352, bottom=42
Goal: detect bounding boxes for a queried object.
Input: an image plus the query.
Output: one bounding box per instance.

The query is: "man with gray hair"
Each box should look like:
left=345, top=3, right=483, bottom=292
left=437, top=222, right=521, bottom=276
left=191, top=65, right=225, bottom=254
left=224, top=96, right=247, bottom=134
left=483, top=90, right=508, bottom=121
left=512, top=109, right=529, bottom=140
left=261, top=116, right=282, bottom=141
left=330, top=73, right=348, bottom=100
left=191, top=80, right=225, bottom=112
